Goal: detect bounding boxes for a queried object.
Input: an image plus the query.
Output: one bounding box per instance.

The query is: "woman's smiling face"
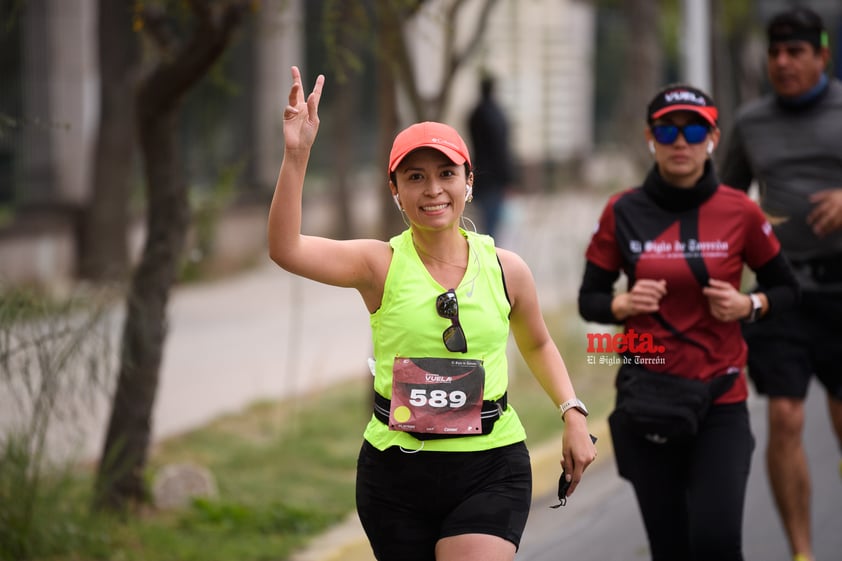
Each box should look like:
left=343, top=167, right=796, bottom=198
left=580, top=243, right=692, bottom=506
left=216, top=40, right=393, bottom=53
left=392, top=148, right=471, bottom=230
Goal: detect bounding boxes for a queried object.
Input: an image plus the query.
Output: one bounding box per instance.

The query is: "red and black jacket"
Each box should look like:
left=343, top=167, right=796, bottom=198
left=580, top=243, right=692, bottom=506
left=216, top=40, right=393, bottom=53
left=579, top=162, right=798, bottom=403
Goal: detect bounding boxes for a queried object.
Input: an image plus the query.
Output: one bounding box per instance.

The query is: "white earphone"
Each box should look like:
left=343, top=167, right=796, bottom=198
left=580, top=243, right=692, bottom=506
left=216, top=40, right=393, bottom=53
left=706, top=140, right=714, bottom=155
left=392, top=193, right=401, bottom=211
left=648, top=140, right=656, bottom=155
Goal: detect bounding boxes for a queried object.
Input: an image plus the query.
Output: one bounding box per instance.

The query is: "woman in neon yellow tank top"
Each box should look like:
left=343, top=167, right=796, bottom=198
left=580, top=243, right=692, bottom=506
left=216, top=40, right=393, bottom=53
left=268, top=66, right=597, bottom=561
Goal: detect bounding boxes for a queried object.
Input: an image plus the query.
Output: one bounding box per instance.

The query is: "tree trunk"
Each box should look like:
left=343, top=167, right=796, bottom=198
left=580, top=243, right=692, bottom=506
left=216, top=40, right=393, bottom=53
left=333, top=76, right=357, bottom=240
left=616, top=0, right=662, bottom=174
left=376, top=6, right=403, bottom=240
left=430, top=0, right=497, bottom=121
left=79, top=0, right=138, bottom=281
left=93, top=100, right=186, bottom=510
left=330, top=0, right=361, bottom=240
left=372, top=0, right=500, bottom=238
left=93, top=0, right=251, bottom=512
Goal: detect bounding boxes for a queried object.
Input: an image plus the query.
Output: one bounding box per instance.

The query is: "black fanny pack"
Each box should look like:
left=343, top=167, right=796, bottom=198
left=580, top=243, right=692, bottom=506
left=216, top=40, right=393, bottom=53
left=609, top=365, right=737, bottom=444
left=373, top=391, right=507, bottom=441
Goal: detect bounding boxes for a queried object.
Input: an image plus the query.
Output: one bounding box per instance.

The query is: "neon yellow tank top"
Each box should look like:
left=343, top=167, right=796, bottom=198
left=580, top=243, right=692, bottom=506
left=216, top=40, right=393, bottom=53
left=363, top=229, right=527, bottom=452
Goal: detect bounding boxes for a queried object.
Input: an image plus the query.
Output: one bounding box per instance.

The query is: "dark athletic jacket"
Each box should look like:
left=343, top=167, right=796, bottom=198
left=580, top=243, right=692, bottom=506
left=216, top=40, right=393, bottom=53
left=579, top=162, right=798, bottom=403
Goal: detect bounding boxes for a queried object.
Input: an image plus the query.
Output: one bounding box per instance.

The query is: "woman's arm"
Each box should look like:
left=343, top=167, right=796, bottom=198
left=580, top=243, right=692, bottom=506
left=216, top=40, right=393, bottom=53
left=579, top=261, right=667, bottom=322
left=578, top=261, right=622, bottom=324
left=498, top=249, right=596, bottom=493
left=703, top=253, right=799, bottom=322
left=752, top=252, right=800, bottom=318
left=267, top=67, right=388, bottom=301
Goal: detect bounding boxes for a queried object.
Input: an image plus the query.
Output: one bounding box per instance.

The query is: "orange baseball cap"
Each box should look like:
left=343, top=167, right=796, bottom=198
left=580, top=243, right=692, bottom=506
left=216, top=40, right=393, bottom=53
left=388, top=121, right=472, bottom=172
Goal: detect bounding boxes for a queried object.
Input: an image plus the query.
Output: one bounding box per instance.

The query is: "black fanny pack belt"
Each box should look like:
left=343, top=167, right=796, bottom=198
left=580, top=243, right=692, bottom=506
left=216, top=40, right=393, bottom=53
left=373, top=391, right=507, bottom=439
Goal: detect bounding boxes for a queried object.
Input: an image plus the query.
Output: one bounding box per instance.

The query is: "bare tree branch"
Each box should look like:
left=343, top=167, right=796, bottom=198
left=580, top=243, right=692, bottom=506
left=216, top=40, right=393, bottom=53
left=432, top=0, right=497, bottom=119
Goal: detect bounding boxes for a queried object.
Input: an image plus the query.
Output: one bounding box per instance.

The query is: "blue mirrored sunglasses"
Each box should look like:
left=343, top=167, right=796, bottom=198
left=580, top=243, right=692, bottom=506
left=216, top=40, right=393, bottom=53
left=651, top=123, right=710, bottom=145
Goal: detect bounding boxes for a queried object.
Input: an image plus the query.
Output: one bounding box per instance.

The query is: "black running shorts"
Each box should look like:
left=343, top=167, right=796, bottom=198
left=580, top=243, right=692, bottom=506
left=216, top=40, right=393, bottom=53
left=742, top=291, right=842, bottom=399
left=355, top=440, right=532, bottom=561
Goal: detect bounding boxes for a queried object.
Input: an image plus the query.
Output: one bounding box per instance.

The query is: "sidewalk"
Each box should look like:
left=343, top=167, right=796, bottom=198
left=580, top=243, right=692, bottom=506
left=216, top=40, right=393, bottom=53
left=154, top=265, right=373, bottom=442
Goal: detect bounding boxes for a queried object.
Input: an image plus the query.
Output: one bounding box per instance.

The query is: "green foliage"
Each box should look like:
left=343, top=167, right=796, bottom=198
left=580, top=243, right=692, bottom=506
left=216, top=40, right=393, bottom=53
left=176, top=14, right=252, bottom=191
left=321, top=0, right=371, bottom=84
left=0, top=286, right=71, bottom=320
left=179, top=160, right=244, bottom=282
left=0, top=289, right=115, bottom=560
left=0, top=0, right=25, bottom=34
left=0, top=204, right=11, bottom=227
left=659, top=0, right=681, bottom=76
left=720, top=0, right=755, bottom=36
left=0, top=113, right=16, bottom=138
left=185, top=498, right=334, bottom=535
left=0, top=434, right=115, bottom=560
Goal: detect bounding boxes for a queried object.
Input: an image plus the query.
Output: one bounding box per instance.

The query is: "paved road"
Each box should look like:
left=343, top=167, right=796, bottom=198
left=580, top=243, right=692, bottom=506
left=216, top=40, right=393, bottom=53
left=517, top=381, right=842, bottom=561
left=293, top=381, right=842, bottom=561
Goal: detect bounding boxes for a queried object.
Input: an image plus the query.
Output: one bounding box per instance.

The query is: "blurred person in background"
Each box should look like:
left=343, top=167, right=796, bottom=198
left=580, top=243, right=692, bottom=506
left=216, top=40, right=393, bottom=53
left=720, top=7, right=842, bottom=561
left=579, top=84, right=798, bottom=561
left=269, top=66, right=596, bottom=561
left=468, top=74, right=516, bottom=241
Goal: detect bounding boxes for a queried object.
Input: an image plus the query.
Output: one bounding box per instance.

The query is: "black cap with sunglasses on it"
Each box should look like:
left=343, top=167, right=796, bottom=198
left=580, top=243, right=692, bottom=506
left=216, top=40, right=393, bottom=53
left=646, top=84, right=718, bottom=128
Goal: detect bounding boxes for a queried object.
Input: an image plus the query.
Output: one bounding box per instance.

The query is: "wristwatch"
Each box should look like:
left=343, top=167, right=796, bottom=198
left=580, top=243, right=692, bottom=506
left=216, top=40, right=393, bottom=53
left=744, top=293, right=762, bottom=323
left=559, top=398, right=589, bottom=421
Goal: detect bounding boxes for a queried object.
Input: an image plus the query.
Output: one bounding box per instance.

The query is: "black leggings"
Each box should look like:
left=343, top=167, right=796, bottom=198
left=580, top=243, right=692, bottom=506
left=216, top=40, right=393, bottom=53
left=610, top=402, right=755, bottom=561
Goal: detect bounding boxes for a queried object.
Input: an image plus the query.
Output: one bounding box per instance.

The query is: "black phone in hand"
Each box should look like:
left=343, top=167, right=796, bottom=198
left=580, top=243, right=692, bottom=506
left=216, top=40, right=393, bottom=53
left=549, top=433, right=597, bottom=509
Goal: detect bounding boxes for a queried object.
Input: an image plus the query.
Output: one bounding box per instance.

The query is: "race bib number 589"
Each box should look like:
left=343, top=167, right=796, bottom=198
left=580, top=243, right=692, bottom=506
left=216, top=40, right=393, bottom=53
left=389, top=357, right=485, bottom=437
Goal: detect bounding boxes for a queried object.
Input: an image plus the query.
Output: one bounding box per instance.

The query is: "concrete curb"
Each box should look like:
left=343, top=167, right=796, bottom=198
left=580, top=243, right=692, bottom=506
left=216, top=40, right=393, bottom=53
left=290, top=417, right=613, bottom=561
